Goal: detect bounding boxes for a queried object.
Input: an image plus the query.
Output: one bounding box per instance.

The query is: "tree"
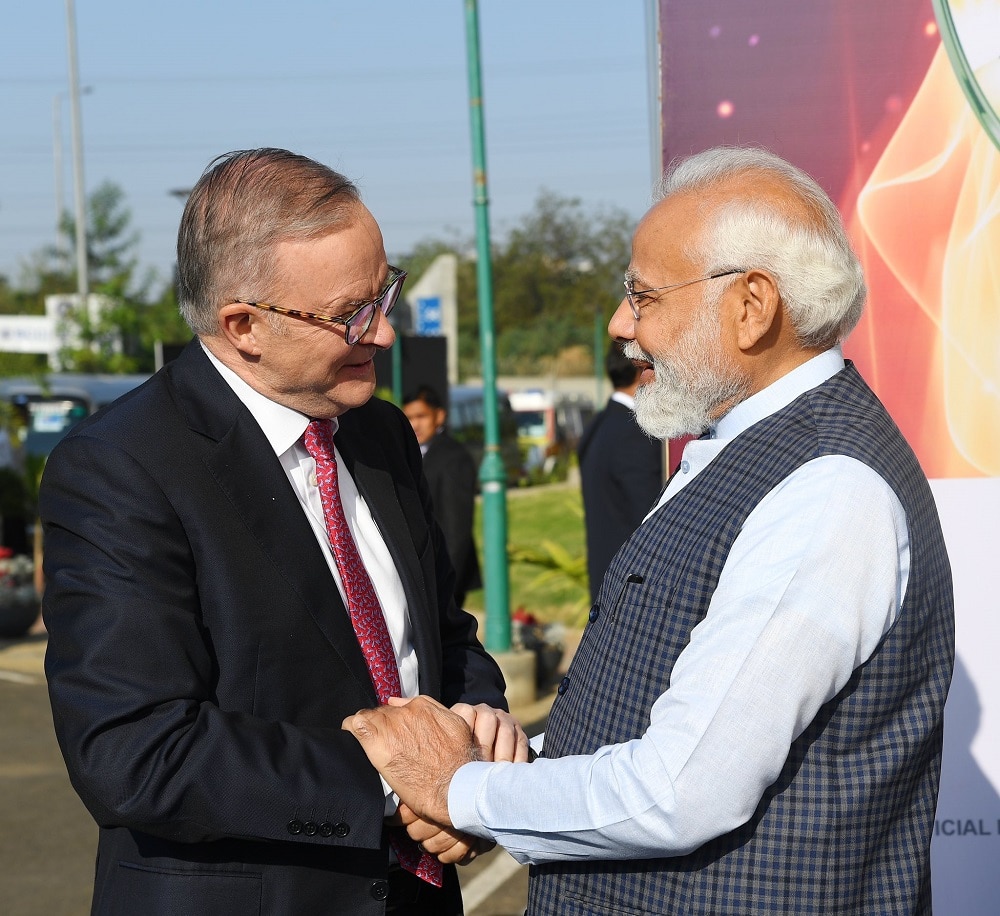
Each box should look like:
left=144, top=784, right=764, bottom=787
left=399, top=190, right=634, bottom=377
left=2, top=181, right=185, bottom=375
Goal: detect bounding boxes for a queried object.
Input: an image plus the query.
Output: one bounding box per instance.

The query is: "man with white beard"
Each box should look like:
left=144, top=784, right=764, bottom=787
left=343, top=146, right=955, bottom=916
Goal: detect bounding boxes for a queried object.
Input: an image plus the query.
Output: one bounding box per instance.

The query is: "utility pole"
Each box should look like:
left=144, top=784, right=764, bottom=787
left=54, top=86, right=91, bottom=254
left=66, top=0, right=89, bottom=303
left=463, top=0, right=510, bottom=654
left=53, top=92, right=64, bottom=251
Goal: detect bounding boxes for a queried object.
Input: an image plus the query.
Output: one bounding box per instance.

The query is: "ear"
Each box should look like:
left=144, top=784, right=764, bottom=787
left=732, top=268, right=781, bottom=352
left=217, top=302, right=264, bottom=357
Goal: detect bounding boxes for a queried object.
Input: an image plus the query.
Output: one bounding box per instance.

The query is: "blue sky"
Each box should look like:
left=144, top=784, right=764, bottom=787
left=1, top=1, right=656, bottom=288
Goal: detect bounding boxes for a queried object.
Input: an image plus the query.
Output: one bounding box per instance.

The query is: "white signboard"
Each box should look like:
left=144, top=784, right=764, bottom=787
left=0, top=315, right=58, bottom=354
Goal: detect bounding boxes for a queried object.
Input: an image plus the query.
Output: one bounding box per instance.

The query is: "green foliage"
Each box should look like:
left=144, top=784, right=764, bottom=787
left=0, top=181, right=187, bottom=376
left=466, top=484, right=589, bottom=627
left=398, top=190, right=633, bottom=379
left=508, top=538, right=590, bottom=624
left=58, top=182, right=142, bottom=287
left=0, top=353, right=48, bottom=376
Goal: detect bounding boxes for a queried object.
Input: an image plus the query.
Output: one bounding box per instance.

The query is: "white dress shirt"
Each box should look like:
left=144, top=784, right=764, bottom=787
left=449, top=348, right=911, bottom=863
left=204, top=347, right=418, bottom=811
left=609, top=390, right=636, bottom=411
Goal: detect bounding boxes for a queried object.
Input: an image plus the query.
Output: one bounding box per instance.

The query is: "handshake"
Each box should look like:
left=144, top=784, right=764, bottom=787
left=343, top=696, right=531, bottom=865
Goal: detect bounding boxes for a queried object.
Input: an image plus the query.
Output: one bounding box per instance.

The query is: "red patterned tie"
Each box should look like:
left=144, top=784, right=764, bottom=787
left=303, top=419, right=443, bottom=887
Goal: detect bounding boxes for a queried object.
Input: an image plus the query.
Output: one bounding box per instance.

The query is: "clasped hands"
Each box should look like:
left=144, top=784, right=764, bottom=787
left=343, top=696, right=530, bottom=865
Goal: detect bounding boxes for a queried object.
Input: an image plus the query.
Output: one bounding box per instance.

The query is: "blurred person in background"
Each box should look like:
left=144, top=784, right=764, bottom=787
left=403, top=385, right=481, bottom=607
left=577, top=341, right=663, bottom=604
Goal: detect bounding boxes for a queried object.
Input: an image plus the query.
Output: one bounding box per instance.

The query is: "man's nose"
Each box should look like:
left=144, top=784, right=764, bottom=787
left=367, top=308, right=396, bottom=349
left=607, top=297, right=636, bottom=341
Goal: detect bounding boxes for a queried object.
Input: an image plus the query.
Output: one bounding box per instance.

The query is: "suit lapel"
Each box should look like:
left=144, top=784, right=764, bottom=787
left=168, top=343, right=377, bottom=700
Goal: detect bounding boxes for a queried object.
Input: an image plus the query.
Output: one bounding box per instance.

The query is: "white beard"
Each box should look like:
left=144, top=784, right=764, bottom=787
left=623, top=306, right=750, bottom=440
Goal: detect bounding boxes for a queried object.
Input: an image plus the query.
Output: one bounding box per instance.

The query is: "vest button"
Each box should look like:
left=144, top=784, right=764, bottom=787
left=588, top=603, right=600, bottom=623
left=557, top=676, right=570, bottom=695
left=370, top=879, right=389, bottom=901
left=286, top=819, right=303, bottom=835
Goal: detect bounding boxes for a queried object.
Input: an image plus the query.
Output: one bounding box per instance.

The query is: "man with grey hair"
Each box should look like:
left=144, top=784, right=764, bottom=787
left=41, top=148, right=526, bottom=916
left=344, top=146, right=955, bottom=915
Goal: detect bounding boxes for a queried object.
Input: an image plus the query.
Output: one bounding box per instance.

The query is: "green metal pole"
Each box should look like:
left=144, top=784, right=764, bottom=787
left=463, top=0, right=510, bottom=653
left=391, top=334, right=403, bottom=405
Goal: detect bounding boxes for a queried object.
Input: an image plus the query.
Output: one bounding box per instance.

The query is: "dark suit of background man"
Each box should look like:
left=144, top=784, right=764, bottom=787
left=402, top=386, right=481, bottom=607
left=577, top=341, right=664, bottom=603
left=345, top=146, right=955, bottom=916
left=40, top=148, right=527, bottom=916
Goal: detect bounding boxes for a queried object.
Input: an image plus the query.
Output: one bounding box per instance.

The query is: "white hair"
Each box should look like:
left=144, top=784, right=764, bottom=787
left=655, top=147, right=866, bottom=349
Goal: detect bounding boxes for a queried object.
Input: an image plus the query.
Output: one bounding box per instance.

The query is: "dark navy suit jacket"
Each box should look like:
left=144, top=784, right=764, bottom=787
left=41, top=341, right=505, bottom=916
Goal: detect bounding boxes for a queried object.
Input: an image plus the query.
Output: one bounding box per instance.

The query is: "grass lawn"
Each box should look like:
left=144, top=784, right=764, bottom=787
left=463, top=480, right=590, bottom=628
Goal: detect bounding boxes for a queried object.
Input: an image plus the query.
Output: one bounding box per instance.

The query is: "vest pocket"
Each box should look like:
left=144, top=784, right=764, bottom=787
left=560, top=890, right=652, bottom=915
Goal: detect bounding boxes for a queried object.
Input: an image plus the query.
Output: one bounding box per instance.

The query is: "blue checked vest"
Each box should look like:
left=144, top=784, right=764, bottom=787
left=528, top=364, right=954, bottom=916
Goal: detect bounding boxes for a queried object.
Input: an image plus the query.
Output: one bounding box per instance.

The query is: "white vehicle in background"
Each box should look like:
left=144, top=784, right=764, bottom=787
left=508, top=390, right=594, bottom=478
left=447, top=384, right=523, bottom=486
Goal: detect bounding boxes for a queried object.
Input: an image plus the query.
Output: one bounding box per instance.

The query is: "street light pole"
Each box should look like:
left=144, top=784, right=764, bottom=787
left=463, top=0, right=510, bottom=654
left=65, top=0, right=89, bottom=303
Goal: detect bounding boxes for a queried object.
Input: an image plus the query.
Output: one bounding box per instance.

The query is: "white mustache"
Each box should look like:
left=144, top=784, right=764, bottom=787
left=620, top=340, right=656, bottom=365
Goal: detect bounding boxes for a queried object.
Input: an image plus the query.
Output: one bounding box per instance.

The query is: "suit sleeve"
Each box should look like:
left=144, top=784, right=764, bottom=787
left=40, top=432, right=386, bottom=850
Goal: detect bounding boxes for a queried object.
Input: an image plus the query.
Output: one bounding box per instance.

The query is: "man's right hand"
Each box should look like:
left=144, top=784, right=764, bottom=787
left=343, top=696, right=481, bottom=825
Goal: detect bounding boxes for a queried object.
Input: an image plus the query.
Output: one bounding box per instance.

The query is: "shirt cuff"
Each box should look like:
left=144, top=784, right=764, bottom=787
left=381, top=776, right=398, bottom=817
left=448, top=761, right=498, bottom=839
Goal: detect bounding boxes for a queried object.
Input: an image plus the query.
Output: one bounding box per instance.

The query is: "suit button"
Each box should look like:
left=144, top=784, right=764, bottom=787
left=287, top=820, right=303, bottom=835
left=588, top=603, right=600, bottom=623
left=557, top=676, right=570, bottom=695
left=318, top=822, right=333, bottom=838
left=303, top=821, right=318, bottom=836
left=370, top=879, right=389, bottom=901
left=333, top=822, right=350, bottom=838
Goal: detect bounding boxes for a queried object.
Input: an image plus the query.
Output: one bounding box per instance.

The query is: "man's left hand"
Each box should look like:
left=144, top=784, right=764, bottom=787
left=449, top=702, right=531, bottom=764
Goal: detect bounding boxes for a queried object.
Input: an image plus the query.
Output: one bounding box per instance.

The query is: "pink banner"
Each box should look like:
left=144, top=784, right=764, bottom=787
left=659, top=0, right=999, bottom=478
